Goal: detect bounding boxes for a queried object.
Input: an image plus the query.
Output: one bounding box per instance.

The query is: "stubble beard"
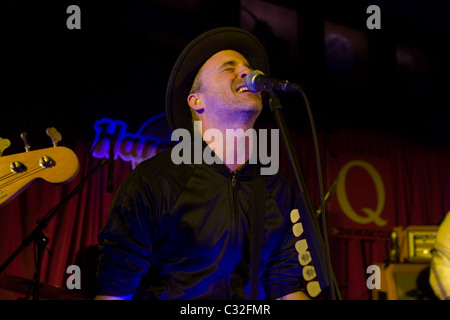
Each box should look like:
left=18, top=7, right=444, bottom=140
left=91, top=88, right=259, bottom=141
left=209, top=93, right=262, bottom=130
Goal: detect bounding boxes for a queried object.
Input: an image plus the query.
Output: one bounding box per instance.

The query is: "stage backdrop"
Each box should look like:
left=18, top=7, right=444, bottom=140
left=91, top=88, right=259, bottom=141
left=1, top=125, right=449, bottom=300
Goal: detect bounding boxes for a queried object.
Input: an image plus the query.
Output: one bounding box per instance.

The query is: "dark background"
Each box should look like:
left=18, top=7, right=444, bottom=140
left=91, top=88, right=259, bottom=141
left=1, top=0, right=450, bottom=155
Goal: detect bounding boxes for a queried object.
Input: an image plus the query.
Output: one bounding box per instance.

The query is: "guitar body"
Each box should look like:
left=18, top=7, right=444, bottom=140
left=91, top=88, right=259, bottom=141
left=0, top=147, right=79, bottom=207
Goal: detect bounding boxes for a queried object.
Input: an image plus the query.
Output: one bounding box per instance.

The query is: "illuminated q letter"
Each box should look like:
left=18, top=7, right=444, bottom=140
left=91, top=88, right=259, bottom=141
left=66, top=5, right=81, bottom=30
left=336, top=160, right=388, bottom=226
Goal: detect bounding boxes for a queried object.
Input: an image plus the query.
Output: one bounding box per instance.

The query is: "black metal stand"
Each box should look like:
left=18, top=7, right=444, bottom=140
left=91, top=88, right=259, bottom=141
left=268, top=92, right=341, bottom=300
left=0, top=157, right=107, bottom=300
left=29, top=232, right=50, bottom=300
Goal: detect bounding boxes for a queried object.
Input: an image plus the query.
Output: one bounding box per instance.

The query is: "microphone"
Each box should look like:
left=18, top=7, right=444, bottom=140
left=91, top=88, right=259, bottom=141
left=245, top=70, right=302, bottom=93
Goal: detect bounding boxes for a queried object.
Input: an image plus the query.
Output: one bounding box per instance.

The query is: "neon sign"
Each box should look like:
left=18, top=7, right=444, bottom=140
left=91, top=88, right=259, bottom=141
left=91, top=113, right=171, bottom=169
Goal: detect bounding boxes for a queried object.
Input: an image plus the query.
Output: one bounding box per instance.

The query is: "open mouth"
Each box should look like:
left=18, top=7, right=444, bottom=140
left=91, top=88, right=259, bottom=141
left=236, top=85, right=250, bottom=93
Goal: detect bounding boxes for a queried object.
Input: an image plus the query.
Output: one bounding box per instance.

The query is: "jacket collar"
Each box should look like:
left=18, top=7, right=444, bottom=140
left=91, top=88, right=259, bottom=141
left=191, top=138, right=258, bottom=178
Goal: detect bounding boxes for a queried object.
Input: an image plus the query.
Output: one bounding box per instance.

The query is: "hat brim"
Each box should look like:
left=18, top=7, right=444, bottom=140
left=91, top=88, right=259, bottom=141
left=165, top=27, right=270, bottom=131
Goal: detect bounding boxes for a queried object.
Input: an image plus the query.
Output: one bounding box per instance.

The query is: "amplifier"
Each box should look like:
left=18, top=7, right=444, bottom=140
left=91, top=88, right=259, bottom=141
left=391, top=225, right=439, bottom=263
left=371, top=263, right=432, bottom=300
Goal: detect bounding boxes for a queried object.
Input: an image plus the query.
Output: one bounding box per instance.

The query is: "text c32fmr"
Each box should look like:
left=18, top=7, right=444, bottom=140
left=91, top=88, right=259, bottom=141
left=224, top=304, right=271, bottom=315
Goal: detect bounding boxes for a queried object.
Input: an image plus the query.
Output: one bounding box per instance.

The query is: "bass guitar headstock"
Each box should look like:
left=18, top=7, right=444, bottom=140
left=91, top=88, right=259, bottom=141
left=0, top=128, right=79, bottom=207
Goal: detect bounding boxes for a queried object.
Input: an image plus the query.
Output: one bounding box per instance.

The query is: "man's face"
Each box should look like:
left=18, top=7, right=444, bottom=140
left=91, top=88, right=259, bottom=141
left=193, top=50, right=263, bottom=128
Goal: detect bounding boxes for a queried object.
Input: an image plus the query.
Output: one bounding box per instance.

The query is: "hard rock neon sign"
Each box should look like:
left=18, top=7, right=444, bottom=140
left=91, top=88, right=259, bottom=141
left=91, top=113, right=171, bottom=169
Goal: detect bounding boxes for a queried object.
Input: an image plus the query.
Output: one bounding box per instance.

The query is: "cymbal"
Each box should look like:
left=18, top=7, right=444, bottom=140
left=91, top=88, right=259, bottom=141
left=0, top=274, right=89, bottom=300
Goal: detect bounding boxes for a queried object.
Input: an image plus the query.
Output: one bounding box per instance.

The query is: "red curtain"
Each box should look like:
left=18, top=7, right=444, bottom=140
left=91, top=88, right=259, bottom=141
left=279, top=128, right=450, bottom=299
left=0, top=140, right=132, bottom=299
left=1, top=127, right=449, bottom=300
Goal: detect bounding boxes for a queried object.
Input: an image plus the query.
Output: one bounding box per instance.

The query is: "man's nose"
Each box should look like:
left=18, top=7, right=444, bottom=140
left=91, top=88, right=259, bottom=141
left=238, top=65, right=251, bottom=79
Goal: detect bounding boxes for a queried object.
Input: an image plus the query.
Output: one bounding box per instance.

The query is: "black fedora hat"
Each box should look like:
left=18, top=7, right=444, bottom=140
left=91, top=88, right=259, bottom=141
left=165, top=27, right=270, bottom=131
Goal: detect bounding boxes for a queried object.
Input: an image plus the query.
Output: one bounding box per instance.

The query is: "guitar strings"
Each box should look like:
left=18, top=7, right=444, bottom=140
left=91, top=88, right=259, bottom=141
left=0, top=172, right=15, bottom=182
left=0, top=167, right=47, bottom=189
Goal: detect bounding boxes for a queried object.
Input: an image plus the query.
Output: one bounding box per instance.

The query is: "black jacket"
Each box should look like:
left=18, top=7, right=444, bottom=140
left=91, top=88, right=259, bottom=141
left=97, top=144, right=302, bottom=299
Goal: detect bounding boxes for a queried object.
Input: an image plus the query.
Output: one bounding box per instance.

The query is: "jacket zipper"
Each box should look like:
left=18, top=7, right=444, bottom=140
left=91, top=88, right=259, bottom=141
left=231, top=171, right=237, bottom=188
left=226, top=170, right=239, bottom=299
left=230, top=170, right=238, bottom=251
left=231, top=171, right=239, bottom=248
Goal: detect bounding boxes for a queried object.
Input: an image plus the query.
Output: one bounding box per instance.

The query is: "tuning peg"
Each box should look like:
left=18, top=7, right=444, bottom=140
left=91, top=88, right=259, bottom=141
left=39, top=155, right=55, bottom=168
left=46, top=127, right=62, bottom=147
left=0, top=137, right=11, bottom=157
left=20, top=132, right=31, bottom=152
left=10, top=161, right=26, bottom=173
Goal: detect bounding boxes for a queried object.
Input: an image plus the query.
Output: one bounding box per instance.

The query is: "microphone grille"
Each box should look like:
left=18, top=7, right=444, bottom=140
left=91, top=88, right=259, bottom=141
left=245, top=70, right=265, bottom=93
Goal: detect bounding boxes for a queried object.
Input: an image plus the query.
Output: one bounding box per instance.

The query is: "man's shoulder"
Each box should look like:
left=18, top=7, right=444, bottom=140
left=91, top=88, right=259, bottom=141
left=113, top=147, right=195, bottom=204
left=131, top=147, right=194, bottom=181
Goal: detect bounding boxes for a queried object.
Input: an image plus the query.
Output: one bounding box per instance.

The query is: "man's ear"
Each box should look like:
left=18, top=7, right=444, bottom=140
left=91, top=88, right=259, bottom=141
left=187, top=93, right=204, bottom=114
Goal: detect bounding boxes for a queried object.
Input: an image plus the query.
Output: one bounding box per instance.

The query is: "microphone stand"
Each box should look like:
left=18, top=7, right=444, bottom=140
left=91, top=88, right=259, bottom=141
left=0, top=157, right=108, bottom=300
left=268, top=91, right=341, bottom=300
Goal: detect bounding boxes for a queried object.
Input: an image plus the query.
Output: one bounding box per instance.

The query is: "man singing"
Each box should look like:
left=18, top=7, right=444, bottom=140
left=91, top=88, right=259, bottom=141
left=95, top=27, right=308, bottom=300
